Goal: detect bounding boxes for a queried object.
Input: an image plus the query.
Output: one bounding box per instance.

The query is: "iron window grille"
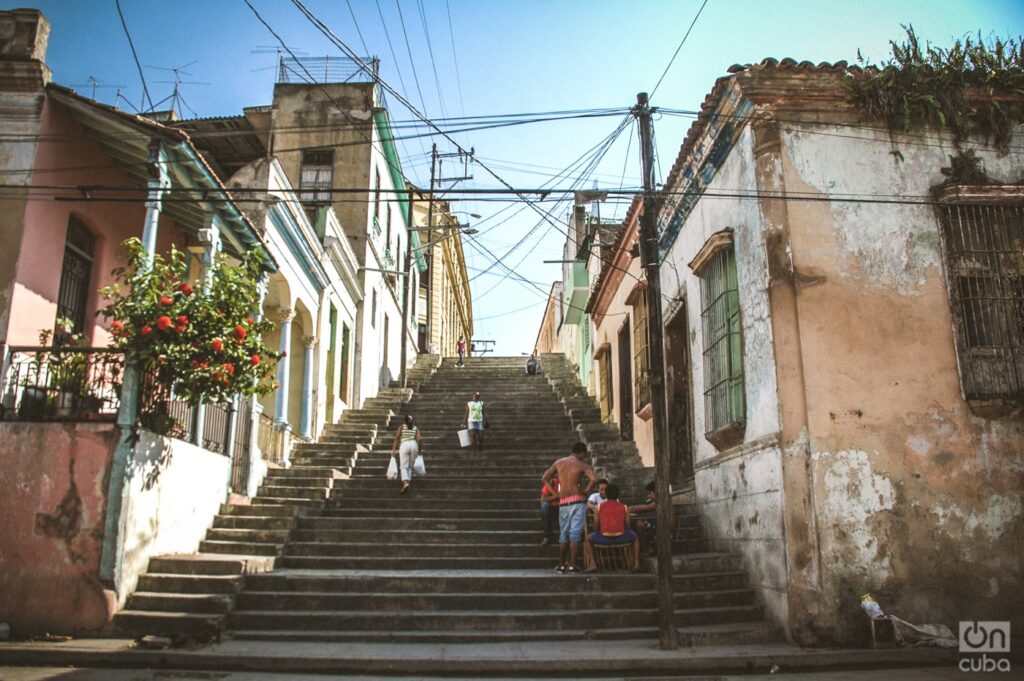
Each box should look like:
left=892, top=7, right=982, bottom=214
left=299, top=149, right=334, bottom=204
left=57, top=217, right=95, bottom=334
left=937, top=201, right=1024, bottom=402
left=631, top=290, right=651, bottom=409
left=699, top=247, right=745, bottom=432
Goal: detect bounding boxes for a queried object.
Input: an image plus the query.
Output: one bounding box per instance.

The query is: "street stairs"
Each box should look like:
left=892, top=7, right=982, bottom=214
left=114, top=355, right=780, bottom=647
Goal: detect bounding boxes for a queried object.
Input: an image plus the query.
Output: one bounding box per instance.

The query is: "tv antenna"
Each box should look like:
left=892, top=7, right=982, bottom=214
left=148, top=60, right=208, bottom=117
left=68, top=76, right=127, bottom=101
left=251, top=44, right=307, bottom=73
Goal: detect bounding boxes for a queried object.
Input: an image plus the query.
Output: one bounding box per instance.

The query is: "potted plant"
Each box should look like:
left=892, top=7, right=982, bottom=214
left=18, top=325, right=55, bottom=419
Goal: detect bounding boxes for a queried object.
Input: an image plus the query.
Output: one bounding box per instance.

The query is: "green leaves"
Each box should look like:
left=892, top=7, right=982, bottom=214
left=100, top=237, right=279, bottom=406
left=846, top=26, right=1024, bottom=152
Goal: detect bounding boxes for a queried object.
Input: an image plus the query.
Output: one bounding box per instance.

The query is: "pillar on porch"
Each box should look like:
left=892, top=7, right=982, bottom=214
left=300, top=335, right=318, bottom=439
left=191, top=222, right=222, bottom=448
left=274, top=308, right=295, bottom=427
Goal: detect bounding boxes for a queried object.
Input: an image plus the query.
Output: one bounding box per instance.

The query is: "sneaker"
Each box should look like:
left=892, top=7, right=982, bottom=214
left=554, top=565, right=566, bottom=573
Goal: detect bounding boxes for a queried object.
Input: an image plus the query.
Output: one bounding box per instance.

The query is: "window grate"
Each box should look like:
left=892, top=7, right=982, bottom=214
left=300, top=149, right=334, bottom=205
left=57, top=218, right=95, bottom=333
left=632, top=291, right=651, bottom=408
left=699, top=247, right=745, bottom=431
left=939, top=202, right=1024, bottom=400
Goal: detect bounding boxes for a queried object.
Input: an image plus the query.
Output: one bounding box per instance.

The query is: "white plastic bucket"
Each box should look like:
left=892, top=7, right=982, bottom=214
left=458, top=429, right=472, bottom=448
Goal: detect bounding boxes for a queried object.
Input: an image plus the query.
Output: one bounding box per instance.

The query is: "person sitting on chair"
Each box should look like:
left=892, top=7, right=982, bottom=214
left=584, top=483, right=640, bottom=572
left=631, top=481, right=677, bottom=556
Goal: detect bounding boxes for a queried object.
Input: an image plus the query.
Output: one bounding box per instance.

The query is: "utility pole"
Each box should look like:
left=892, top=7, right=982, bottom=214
left=424, top=144, right=438, bottom=352
left=399, top=187, right=414, bottom=388
left=634, top=91, right=677, bottom=650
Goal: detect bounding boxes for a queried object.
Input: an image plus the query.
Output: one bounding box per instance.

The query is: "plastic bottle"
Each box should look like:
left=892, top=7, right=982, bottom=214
left=860, top=593, right=885, bottom=619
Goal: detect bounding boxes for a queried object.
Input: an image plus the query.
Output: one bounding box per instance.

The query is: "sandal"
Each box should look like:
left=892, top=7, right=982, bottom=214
left=401, top=484, right=410, bottom=495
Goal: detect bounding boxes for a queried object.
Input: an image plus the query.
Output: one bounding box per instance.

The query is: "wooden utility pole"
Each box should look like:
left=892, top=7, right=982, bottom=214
left=398, top=187, right=414, bottom=387
left=635, top=91, right=677, bottom=650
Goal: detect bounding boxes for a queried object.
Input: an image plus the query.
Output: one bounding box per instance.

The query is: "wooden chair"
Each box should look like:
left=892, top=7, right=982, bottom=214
left=589, top=541, right=635, bottom=572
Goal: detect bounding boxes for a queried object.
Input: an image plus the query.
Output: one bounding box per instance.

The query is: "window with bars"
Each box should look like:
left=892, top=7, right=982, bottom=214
left=631, top=290, right=651, bottom=409
left=937, top=200, right=1024, bottom=402
left=299, top=149, right=333, bottom=204
left=57, top=217, right=95, bottom=333
left=373, top=168, right=381, bottom=220
left=339, top=322, right=351, bottom=402
left=699, top=246, right=745, bottom=433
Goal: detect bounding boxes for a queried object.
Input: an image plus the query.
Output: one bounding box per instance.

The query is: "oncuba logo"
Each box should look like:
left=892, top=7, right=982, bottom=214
left=959, top=621, right=1011, bottom=673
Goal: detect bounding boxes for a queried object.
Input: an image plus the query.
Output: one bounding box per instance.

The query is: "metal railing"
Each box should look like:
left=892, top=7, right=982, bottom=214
left=277, top=55, right=379, bottom=85
left=0, top=346, right=124, bottom=421
left=257, top=412, right=284, bottom=465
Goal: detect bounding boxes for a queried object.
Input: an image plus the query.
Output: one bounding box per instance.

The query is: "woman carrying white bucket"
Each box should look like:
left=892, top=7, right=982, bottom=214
left=461, top=392, right=487, bottom=452
left=391, top=415, right=423, bottom=495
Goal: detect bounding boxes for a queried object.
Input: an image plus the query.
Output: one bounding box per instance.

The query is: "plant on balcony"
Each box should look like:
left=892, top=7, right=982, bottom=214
left=100, top=238, right=280, bottom=411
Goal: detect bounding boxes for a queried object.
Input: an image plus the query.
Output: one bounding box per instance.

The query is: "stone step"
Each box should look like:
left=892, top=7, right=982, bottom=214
left=326, top=488, right=541, bottom=501
left=227, top=623, right=776, bottom=644
left=323, top=498, right=538, bottom=511
left=147, top=554, right=276, bottom=576
left=277, top=556, right=564, bottom=570
left=234, top=588, right=755, bottom=613
left=284, top=541, right=555, bottom=559
left=218, top=504, right=303, bottom=518
left=206, top=528, right=292, bottom=544
left=256, top=486, right=331, bottom=500
left=242, top=571, right=751, bottom=594
left=113, top=610, right=224, bottom=640
left=228, top=604, right=763, bottom=632
left=212, top=515, right=297, bottom=531
left=289, top=529, right=540, bottom=544
left=296, top=516, right=543, bottom=532
left=136, top=573, right=243, bottom=595
left=317, top=507, right=546, bottom=519
left=198, top=540, right=284, bottom=557
left=126, top=592, right=235, bottom=614
left=263, top=467, right=347, bottom=479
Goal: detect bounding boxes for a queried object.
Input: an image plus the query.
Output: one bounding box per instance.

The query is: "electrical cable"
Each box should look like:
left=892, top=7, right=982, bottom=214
left=114, top=0, right=153, bottom=112
left=650, top=0, right=710, bottom=98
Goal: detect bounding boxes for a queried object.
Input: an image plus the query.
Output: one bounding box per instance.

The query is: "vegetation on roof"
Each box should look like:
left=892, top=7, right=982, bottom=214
left=846, top=26, right=1024, bottom=153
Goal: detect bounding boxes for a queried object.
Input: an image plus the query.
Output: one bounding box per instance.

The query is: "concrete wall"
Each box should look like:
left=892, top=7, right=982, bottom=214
left=0, top=422, right=118, bottom=636
left=660, top=125, right=789, bottom=628
left=116, top=429, right=230, bottom=602
left=6, top=95, right=187, bottom=347
left=774, top=121, right=1024, bottom=643
left=592, top=254, right=656, bottom=467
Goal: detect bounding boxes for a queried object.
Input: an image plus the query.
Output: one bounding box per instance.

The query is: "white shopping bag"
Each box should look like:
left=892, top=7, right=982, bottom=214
left=413, top=454, right=426, bottom=476
left=386, top=456, right=398, bottom=480
left=458, top=429, right=472, bottom=447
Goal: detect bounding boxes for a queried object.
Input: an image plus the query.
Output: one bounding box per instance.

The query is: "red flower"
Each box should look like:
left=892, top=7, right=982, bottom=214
left=224, top=362, right=235, bottom=375
left=178, top=283, right=193, bottom=296
left=156, top=315, right=172, bottom=330
left=174, top=324, right=186, bottom=333
left=250, top=354, right=261, bottom=366
left=111, top=320, right=124, bottom=331
left=177, top=315, right=189, bottom=325
left=247, top=316, right=255, bottom=325
left=211, top=339, right=224, bottom=352
left=140, top=325, right=153, bottom=336
left=159, top=296, right=174, bottom=306
left=233, top=325, right=247, bottom=341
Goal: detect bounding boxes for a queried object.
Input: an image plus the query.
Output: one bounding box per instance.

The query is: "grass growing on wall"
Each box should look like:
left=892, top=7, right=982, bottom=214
left=846, top=26, right=1024, bottom=153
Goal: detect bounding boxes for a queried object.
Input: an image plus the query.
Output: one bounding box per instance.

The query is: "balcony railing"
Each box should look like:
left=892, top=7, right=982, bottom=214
left=0, top=346, right=124, bottom=421
left=372, top=215, right=382, bottom=238
left=257, top=412, right=285, bottom=465
left=383, top=247, right=395, bottom=269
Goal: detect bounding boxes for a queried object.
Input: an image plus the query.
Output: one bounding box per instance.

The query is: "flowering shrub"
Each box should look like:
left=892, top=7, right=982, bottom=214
left=100, top=237, right=279, bottom=405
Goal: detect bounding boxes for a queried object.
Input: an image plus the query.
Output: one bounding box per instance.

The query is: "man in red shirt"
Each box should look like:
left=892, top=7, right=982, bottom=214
left=583, top=483, right=640, bottom=572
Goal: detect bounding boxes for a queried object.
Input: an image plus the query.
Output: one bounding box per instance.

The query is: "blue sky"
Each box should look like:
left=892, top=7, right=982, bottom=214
left=8, top=0, right=1023, bottom=355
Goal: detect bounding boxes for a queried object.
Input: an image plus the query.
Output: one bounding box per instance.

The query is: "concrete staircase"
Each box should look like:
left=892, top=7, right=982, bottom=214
left=112, top=369, right=427, bottom=640
left=222, top=356, right=780, bottom=645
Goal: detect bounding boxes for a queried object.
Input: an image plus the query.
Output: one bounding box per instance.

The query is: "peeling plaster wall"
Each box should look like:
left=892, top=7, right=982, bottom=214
left=0, top=422, right=118, bottom=636
left=116, top=430, right=230, bottom=604
left=660, top=126, right=788, bottom=627
left=779, top=122, right=1024, bottom=643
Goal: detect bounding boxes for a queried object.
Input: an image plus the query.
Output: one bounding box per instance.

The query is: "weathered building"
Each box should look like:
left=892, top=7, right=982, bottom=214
left=655, top=59, right=1023, bottom=644
left=411, top=192, right=473, bottom=356
left=533, top=281, right=563, bottom=356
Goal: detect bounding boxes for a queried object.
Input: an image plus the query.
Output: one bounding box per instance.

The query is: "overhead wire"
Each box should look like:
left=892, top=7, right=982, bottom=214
left=650, top=0, right=710, bottom=98
left=443, top=0, right=466, bottom=117
left=114, top=0, right=153, bottom=112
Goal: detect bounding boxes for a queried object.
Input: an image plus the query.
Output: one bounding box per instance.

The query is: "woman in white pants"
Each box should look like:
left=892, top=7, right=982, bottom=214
left=391, top=414, right=422, bottom=494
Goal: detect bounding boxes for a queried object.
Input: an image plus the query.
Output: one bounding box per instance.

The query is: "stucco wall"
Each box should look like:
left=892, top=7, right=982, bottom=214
left=116, top=429, right=230, bottom=601
left=776, top=122, right=1024, bottom=643
left=0, top=422, right=118, bottom=636
left=660, top=125, right=788, bottom=628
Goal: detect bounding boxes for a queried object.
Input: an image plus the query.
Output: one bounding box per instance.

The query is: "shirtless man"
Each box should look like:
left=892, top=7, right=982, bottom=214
left=541, top=442, right=598, bottom=573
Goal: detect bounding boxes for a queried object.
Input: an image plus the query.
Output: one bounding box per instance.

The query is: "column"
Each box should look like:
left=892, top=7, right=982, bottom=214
left=300, top=336, right=318, bottom=439
left=274, top=308, right=295, bottom=427
left=192, top=222, right=222, bottom=447
left=245, top=275, right=269, bottom=496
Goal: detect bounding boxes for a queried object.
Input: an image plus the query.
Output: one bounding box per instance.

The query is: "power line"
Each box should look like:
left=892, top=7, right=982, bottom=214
left=443, top=0, right=466, bottom=117
left=650, top=0, right=710, bottom=98
left=415, top=0, right=449, bottom=120
left=114, top=0, right=153, bottom=112
left=344, top=0, right=371, bottom=56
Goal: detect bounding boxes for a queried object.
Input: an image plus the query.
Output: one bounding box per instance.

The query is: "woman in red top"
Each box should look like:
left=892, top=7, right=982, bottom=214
left=584, top=483, right=640, bottom=572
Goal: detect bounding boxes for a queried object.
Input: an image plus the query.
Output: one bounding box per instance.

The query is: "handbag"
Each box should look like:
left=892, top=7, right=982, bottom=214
left=386, top=456, right=398, bottom=480
left=484, top=419, right=490, bottom=430
left=413, top=454, right=427, bottom=476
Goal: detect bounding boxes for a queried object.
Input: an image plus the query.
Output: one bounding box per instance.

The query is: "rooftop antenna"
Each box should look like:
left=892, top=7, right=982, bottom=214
left=148, top=60, right=208, bottom=117
left=68, top=76, right=127, bottom=102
